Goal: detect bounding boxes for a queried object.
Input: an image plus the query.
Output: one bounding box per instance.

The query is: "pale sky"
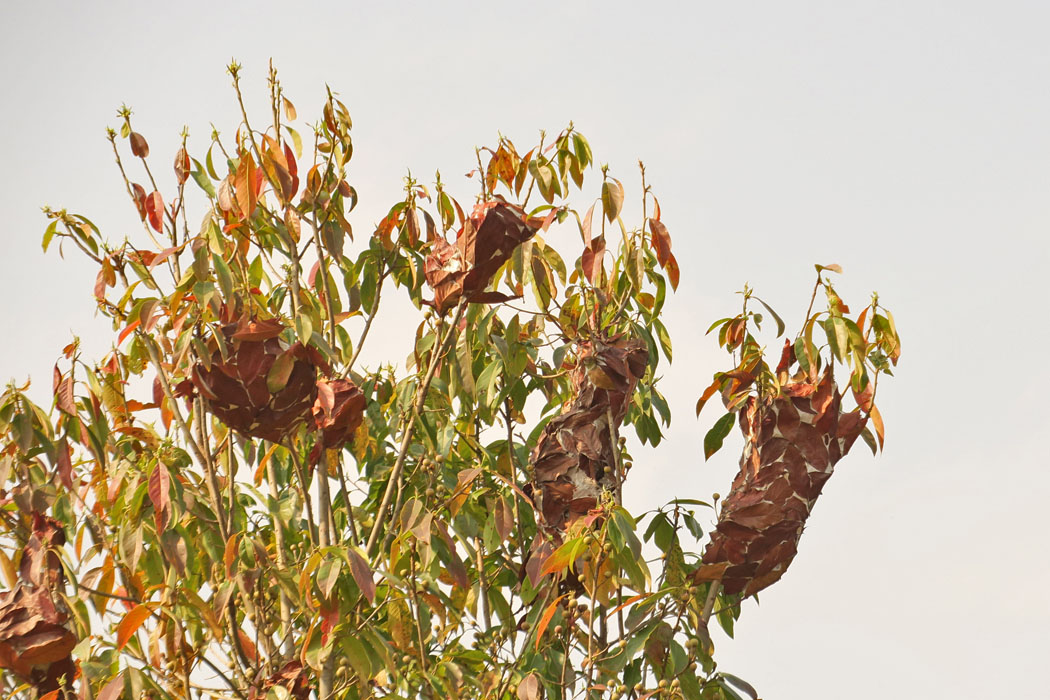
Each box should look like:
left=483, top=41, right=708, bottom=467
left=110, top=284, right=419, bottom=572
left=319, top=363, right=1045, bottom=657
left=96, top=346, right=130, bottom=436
left=2, top=1, right=1048, bottom=698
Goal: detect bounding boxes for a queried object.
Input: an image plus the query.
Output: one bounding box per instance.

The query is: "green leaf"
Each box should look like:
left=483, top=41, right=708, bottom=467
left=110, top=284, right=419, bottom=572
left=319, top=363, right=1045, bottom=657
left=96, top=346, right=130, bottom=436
left=455, top=333, right=476, bottom=398
left=477, top=359, right=502, bottom=401
left=191, top=159, right=216, bottom=198
left=653, top=318, right=672, bottom=362
left=42, top=221, right=58, bottom=252
left=295, top=315, right=313, bottom=346
left=212, top=253, right=234, bottom=298
left=704, top=412, right=736, bottom=460
left=266, top=351, right=295, bottom=393
left=720, top=673, right=759, bottom=700
left=343, top=636, right=373, bottom=682
left=824, top=316, right=850, bottom=362
left=752, top=295, right=785, bottom=337
left=602, top=178, right=624, bottom=221
left=572, top=132, right=592, bottom=168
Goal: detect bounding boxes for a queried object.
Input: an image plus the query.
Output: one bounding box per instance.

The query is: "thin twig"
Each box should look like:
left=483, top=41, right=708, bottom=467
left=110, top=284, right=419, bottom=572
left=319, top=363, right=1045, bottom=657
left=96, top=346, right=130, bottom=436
left=366, top=302, right=466, bottom=556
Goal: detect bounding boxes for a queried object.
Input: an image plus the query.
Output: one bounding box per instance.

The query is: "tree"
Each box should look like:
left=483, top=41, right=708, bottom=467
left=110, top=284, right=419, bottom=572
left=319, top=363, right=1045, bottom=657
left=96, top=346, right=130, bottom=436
left=0, top=63, right=901, bottom=700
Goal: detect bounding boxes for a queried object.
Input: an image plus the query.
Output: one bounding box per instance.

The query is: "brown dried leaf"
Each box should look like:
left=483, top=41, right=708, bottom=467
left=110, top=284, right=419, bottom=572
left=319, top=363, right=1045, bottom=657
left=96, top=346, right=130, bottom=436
left=129, top=132, right=149, bottom=157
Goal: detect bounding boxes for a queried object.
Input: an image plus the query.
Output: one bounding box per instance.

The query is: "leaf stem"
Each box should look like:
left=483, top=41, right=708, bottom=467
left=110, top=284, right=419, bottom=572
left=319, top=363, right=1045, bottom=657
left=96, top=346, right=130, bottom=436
left=366, top=301, right=466, bottom=557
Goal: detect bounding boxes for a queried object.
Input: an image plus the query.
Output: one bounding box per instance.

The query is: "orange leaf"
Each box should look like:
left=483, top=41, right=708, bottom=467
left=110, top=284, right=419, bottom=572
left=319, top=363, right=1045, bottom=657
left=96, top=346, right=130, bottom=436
left=869, top=403, right=885, bottom=450
left=254, top=442, right=280, bottom=486
left=174, top=147, right=190, bottom=184
left=236, top=628, right=259, bottom=663
left=665, top=251, right=680, bottom=291
left=117, top=319, right=141, bottom=346
left=117, top=604, right=153, bottom=650
left=224, top=532, right=242, bottom=578
left=534, top=594, right=567, bottom=650
left=695, top=377, right=721, bottom=417
left=608, top=593, right=649, bottom=617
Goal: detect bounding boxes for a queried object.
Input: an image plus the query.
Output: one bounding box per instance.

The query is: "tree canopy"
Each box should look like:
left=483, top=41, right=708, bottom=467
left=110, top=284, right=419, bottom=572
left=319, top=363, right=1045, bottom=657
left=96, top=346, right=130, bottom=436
left=0, top=64, right=900, bottom=700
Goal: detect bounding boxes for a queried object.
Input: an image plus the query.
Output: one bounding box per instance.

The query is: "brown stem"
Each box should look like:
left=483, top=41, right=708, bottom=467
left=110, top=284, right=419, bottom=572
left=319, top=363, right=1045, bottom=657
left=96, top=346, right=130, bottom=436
left=502, top=399, right=526, bottom=564
left=700, top=578, right=722, bottom=627
left=605, top=407, right=623, bottom=506
left=345, top=263, right=388, bottom=375
left=334, top=457, right=361, bottom=544
left=476, top=539, right=491, bottom=630
left=140, top=335, right=219, bottom=525
left=194, top=397, right=230, bottom=541
left=288, top=447, right=318, bottom=548
left=365, top=302, right=466, bottom=556
left=265, top=449, right=293, bottom=653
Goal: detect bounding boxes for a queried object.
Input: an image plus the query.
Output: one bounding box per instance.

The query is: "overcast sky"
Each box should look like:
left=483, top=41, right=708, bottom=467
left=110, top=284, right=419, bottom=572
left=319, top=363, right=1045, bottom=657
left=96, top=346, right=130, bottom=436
left=2, top=1, right=1047, bottom=697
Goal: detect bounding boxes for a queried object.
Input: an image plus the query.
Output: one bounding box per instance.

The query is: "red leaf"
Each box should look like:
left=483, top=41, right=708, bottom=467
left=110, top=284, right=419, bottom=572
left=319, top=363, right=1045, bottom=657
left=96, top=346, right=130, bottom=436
left=347, top=547, right=375, bottom=604
left=582, top=234, right=605, bottom=284
left=56, top=438, right=73, bottom=489
left=648, top=218, right=672, bottom=268
left=283, top=142, right=299, bottom=190
left=131, top=183, right=148, bottom=221
left=149, top=463, right=171, bottom=531
left=145, top=191, right=164, bottom=233
left=129, top=132, right=149, bottom=157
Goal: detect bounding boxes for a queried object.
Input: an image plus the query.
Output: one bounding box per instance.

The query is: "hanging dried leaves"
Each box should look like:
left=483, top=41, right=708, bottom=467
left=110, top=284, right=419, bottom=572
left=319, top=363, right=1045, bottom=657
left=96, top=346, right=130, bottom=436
left=189, top=317, right=325, bottom=442
left=0, top=513, right=77, bottom=695
left=693, top=369, right=867, bottom=596
left=424, top=198, right=541, bottom=314
left=530, top=335, right=648, bottom=531
left=311, top=378, right=365, bottom=449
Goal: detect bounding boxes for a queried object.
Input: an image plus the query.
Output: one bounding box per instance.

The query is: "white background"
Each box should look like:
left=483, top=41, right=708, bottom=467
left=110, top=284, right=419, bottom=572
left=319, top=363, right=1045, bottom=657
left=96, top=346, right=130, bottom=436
left=2, top=2, right=1047, bottom=697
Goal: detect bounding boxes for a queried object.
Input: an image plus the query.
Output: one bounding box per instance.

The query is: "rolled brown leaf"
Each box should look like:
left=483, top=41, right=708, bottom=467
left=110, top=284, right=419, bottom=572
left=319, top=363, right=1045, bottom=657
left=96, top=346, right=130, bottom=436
left=424, top=199, right=540, bottom=314
left=695, top=368, right=867, bottom=596
left=312, top=378, right=366, bottom=449
left=190, top=317, right=324, bottom=442
left=530, top=335, right=648, bottom=531
left=0, top=513, right=77, bottom=694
